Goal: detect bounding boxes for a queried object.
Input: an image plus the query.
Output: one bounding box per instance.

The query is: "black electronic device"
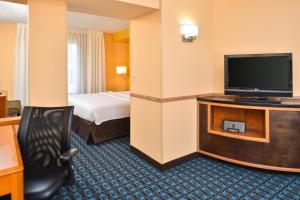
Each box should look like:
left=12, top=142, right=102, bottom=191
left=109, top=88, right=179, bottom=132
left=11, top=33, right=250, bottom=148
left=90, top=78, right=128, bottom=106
left=223, top=120, right=246, bottom=133
left=225, top=53, right=293, bottom=99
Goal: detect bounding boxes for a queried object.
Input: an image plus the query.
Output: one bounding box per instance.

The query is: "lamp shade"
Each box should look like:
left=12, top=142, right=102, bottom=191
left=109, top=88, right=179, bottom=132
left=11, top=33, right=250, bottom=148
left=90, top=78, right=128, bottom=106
left=116, top=66, right=127, bottom=74
left=180, top=24, right=198, bottom=37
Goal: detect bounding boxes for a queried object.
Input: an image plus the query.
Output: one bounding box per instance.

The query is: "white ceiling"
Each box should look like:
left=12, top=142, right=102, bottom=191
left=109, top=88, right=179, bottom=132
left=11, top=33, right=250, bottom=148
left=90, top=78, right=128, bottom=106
left=68, top=11, right=128, bottom=32
left=68, top=0, right=157, bottom=19
left=0, top=1, right=27, bottom=23
left=0, top=1, right=129, bottom=32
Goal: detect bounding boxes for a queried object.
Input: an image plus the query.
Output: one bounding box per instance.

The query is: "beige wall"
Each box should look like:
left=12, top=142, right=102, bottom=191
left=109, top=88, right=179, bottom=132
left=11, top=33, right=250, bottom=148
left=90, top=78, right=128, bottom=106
left=160, top=0, right=213, bottom=163
left=130, top=10, right=163, bottom=161
left=131, top=97, right=163, bottom=163
left=130, top=0, right=214, bottom=163
left=162, top=99, right=197, bottom=162
left=28, top=0, right=67, bottom=106
left=130, top=11, right=162, bottom=98
left=0, top=22, right=17, bottom=100
left=212, top=0, right=300, bottom=95
left=104, top=33, right=130, bottom=91
left=161, top=0, right=214, bottom=98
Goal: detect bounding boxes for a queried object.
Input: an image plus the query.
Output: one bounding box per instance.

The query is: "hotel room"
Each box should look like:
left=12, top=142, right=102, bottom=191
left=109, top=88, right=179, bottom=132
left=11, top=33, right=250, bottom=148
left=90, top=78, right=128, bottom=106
left=0, top=0, right=299, bottom=199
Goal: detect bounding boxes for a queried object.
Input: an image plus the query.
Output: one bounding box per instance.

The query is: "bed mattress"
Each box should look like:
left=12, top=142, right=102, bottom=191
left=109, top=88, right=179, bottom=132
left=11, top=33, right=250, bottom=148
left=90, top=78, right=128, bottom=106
left=68, top=91, right=130, bottom=125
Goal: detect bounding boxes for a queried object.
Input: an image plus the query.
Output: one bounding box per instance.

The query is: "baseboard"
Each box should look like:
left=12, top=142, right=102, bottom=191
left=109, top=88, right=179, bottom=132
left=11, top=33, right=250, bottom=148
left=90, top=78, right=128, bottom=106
left=130, top=145, right=199, bottom=171
left=163, top=152, right=199, bottom=170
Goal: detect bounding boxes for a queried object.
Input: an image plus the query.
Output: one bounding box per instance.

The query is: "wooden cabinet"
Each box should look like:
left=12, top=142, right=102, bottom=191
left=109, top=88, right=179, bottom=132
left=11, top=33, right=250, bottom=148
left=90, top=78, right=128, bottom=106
left=0, top=91, right=7, bottom=118
left=198, top=96, right=300, bottom=173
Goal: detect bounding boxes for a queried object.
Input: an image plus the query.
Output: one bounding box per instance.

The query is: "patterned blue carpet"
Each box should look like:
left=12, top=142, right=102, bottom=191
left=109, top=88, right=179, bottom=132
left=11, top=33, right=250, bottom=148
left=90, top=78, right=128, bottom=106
left=52, top=133, right=300, bottom=200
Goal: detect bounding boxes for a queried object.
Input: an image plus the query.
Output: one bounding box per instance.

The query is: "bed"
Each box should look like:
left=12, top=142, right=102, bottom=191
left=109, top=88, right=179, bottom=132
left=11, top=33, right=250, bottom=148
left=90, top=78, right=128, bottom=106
left=68, top=91, right=130, bottom=144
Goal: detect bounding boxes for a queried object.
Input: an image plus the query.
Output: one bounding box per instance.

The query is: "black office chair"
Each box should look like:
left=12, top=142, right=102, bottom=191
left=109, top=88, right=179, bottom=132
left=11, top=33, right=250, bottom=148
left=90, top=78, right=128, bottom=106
left=18, top=106, right=78, bottom=200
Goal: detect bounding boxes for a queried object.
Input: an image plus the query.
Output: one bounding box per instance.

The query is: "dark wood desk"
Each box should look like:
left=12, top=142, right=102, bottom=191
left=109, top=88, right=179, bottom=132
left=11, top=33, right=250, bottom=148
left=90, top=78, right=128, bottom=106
left=0, top=125, right=24, bottom=200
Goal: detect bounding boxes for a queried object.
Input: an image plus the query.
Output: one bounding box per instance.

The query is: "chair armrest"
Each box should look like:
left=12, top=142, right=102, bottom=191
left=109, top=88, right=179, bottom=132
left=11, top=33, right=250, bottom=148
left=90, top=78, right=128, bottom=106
left=0, top=116, right=21, bottom=126
left=60, top=148, right=79, bottom=162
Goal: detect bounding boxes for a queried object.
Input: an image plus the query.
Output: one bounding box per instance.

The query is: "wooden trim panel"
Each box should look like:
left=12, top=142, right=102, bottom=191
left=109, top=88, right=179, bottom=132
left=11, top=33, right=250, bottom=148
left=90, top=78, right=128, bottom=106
left=130, top=93, right=163, bottom=102
left=265, top=109, right=270, bottom=142
left=131, top=93, right=216, bottom=103
left=132, top=92, right=300, bottom=104
left=0, top=117, right=21, bottom=127
left=198, top=101, right=300, bottom=111
left=199, top=150, right=300, bottom=173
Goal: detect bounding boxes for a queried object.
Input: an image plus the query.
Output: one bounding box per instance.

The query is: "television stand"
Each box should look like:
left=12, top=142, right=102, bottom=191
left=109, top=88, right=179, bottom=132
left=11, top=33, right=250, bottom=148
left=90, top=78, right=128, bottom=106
left=235, top=96, right=281, bottom=104
left=197, top=94, right=300, bottom=172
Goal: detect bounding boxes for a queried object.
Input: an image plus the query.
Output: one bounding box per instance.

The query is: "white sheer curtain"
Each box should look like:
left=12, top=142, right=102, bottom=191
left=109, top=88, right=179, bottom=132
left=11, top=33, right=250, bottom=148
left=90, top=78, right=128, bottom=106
left=68, top=29, right=105, bottom=95
left=13, top=23, right=28, bottom=106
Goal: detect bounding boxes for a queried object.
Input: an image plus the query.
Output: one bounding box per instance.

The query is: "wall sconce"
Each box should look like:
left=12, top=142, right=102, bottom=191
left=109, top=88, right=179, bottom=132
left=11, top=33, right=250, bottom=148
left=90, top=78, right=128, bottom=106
left=180, top=24, right=199, bottom=42
left=116, top=66, right=128, bottom=90
left=116, top=66, right=127, bottom=74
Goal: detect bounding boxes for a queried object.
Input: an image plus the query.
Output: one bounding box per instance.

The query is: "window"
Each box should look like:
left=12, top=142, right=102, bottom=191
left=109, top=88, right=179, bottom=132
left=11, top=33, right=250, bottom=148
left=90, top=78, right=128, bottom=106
left=68, top=43, right=80, bottom=94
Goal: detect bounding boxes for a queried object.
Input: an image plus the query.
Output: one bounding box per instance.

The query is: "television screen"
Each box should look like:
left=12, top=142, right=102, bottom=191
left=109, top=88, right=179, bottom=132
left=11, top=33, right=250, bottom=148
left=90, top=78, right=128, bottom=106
left=225, top=53, right=293, bottom=97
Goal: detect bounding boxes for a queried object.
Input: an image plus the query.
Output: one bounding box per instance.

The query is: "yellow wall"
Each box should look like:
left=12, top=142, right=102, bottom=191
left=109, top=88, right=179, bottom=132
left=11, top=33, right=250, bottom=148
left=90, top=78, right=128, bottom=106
left=0, top=22, right=17, bottom=100
left=28, top=0, right=68, bottom=106
left=212, top=0, right=300, bottom=95
left=104, top=32, right=130, bottom=91
left=113, top=29, right=129, bottom=43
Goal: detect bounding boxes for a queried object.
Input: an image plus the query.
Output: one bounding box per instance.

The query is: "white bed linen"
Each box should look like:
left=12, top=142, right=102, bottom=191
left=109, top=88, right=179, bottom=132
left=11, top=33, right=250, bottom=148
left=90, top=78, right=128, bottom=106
left=68, top=91, right=130, bottom=125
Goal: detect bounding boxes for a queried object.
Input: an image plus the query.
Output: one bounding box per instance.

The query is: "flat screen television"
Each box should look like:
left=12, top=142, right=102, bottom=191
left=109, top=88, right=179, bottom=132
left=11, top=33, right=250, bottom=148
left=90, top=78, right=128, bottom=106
left=225, top=53, right=293, bottom=98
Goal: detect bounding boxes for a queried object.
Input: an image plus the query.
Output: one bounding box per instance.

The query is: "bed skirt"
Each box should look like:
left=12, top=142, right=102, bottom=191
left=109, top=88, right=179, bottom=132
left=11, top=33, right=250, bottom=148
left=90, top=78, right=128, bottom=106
left=71, top=115, right=130, bottom=144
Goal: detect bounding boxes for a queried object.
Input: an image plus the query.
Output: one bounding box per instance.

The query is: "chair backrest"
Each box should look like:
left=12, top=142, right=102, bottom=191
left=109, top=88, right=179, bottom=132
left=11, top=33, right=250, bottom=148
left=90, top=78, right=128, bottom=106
left=18, top=106, right=74, bottom=167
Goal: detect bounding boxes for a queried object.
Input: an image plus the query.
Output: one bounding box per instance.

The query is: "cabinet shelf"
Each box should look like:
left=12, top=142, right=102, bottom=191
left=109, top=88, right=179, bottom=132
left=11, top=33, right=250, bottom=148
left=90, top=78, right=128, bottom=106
left=207, top=103, right=269, bottom=143
left=209, top=127, right=268, bottom=142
